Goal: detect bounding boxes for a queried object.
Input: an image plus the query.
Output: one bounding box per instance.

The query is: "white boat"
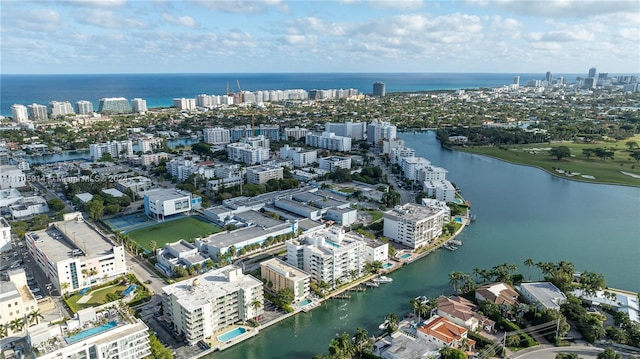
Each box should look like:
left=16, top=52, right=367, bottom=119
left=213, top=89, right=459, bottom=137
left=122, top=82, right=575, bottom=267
left=365, top=281, right=379, bottom=287
left=443, top=244, right=457, bottom=251
left=374, top=276, right=393, bottom=283
left=378, top=319, right=389, bottom=330
left=449, top=239, right=463, bottom=246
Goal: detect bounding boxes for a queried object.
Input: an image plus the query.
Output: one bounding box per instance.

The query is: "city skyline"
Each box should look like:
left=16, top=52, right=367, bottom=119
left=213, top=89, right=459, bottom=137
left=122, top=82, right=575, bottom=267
left=1, top=0, right=639, bottom=74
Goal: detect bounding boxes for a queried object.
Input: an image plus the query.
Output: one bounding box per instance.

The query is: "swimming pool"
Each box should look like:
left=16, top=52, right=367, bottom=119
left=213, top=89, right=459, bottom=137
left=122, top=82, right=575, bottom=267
left=454, top=198, right=464, bottom=204
left=454, top=217, right=463, bottom=223
left=382, top=263, right=393, bottom=269
left=325, top=240, right=340, bottom=248
left=299, top=299, right=312, bottom=306
left=217, top=327, right=247, bottom=342
left=401, top=253, right=412, bottom=259
left=65, top=321, right=118, bottom=344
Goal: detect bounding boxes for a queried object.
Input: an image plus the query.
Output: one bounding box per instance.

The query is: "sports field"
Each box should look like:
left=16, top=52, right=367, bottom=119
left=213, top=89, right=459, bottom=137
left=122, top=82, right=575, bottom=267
left=127, top=216, right=223, bottom=250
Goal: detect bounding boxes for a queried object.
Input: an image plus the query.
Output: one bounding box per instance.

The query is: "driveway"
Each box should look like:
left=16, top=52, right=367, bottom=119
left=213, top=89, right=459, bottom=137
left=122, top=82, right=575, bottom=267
left=512, top=345, right=604, bottom=359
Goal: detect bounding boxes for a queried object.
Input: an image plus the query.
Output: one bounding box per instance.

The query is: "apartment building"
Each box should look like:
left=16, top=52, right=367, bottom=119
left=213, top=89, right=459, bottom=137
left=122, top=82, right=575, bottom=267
left=0, top=269, right=39, bottom=335
left=279, top=145, right=317, bottom=167
left=260, top=258, right=311, bottom=303
left=25, top=213, right=127, bottom=295
left=305, top=132, right=352, bottom=152
left=383, top=204, right=446, bottom=249
left=226, top=142, right=270, bottom=165
left=89, top=140, right=134, bottom=160
left=318, top=156, right=351, bottom=172
left=286, top=227, right=365, bottom=287
left=203, top=127, right=231, bottom=145
left=423, top=180, right=456, bottom=203
left=115, top=176, right=153, bottom=196
left=28, top=305, right=151, bottom=359
left=246, top=165, right=284, bottom=184
left=324, top=121, right=367, bottom=141
left=161, top=266, right=263, bottom=345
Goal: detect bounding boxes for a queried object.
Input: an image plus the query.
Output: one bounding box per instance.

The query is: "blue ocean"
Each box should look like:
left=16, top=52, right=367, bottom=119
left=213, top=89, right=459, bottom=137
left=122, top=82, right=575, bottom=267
left=0, top=72, right=584, bottom=117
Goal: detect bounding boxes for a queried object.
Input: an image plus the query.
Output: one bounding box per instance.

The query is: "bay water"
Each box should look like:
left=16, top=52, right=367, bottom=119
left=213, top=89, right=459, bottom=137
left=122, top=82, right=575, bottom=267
left=211, top=131, right=640, bottom=359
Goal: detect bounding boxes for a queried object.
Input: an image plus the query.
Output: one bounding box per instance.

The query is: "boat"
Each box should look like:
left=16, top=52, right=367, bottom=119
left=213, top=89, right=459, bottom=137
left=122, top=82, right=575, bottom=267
left=365, top=281, right=379, bottom=287
left=449, top=239, right=463, bottom=246
left=374, top=276, right=393, bottom=283
left=471, top=214, right=477, bottom=222
left=378, top=319, right=389, bottom=330
left=414, top=295, right=429, bottom=304
left=443, top=244, right=457, bottom=251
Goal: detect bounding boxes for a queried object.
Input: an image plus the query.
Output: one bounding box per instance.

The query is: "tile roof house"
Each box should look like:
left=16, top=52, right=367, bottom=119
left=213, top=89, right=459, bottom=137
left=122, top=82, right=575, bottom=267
left=417, top=315, right=475, bottom=350
left=436, top=296, right=495, bottom=333
left=475, top=282, right=519, bottom=307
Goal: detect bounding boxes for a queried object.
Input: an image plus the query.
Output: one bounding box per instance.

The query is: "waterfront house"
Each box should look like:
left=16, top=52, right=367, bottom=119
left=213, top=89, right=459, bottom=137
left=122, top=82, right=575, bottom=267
left=435, top=296, right=495, bottom=333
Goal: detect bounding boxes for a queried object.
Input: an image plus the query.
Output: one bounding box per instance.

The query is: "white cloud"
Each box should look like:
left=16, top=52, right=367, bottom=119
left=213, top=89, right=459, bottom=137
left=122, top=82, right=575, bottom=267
left=527, top=29, right=594, bottom=42
left=490, top=16, right=522, bottom=39
left=161, top=13, right=198, bottom=28
left=10, top=9, right=64, bottom=32
left=490, top=0, right=639, bottom=18
left=75, top=9, right=148, bottom=29
left=62, top=0, right=128, bottom=7
left=190, top=0, right=284, bottom=14
left=367, top=0, right=425, bottom=11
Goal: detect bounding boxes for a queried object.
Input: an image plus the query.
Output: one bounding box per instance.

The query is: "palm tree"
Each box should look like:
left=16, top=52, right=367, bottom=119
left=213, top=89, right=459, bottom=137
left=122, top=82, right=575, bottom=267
left=61, top=282, right=70, bottom=295
left=0, top=324, right=7, bottom=339
left=329, top=332, right=355, bottom=358
left=524, top=258, right=535, bottom=281
left=9, top=318, right=24, bottom=333
left=250, top=299, right=262, bottom=319
left=448, top=271, right=464, bottom=294
left=149, top=241, right=157, bottom=256
left=384, top=313, right=399, bottom=334
left=353, top=327, right=373, bottom=356
left=28, top=310, right=43, bottom=325
left=507, top=333, right=521, bottom=347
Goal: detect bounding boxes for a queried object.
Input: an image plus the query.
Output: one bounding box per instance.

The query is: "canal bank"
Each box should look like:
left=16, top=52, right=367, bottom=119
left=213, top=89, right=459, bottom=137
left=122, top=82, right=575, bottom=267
left=210, top=131, right=639, bottom=359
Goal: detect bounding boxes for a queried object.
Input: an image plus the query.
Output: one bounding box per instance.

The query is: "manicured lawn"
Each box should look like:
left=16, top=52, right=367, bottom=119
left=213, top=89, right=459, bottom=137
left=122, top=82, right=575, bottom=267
left=66, top=285, right=128, bottom=312
left=337, top=187, right=356, bottom=193
left=368, top=210, right=383, bottom=222
left=127, top=216, right=223, bottom=250
left=458, top=137, right=640, bottom=187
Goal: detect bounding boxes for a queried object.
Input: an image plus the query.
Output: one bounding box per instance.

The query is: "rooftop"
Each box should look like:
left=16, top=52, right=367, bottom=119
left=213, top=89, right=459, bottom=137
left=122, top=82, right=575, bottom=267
left=201, top=222, right=292, bottom=248
left=384, top=203, right=443, bottom=222
left=144, top=188, right=191, bottom=201
left=27, top=213, right=116, bottom=262
left=518, top=282, right=567, bottom=310
left=260, top=258, right=310, bottom=280
left=161, top=265, right=262, bottom=311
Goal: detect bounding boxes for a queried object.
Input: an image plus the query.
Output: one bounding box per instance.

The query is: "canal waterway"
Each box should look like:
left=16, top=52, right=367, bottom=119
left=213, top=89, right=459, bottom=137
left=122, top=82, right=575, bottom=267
left=25, top=137, right=200, bottom=164
left=212, top=131, right=640, bottom=359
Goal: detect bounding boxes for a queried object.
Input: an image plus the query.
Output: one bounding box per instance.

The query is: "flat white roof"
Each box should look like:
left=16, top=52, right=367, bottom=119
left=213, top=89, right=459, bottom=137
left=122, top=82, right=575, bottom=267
left=161, top=265, right=261, bottom=311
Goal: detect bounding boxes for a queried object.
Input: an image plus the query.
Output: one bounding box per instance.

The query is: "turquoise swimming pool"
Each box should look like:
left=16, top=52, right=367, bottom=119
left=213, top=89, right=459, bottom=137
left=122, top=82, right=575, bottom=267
left=217, top=327, right=247, bottom=342
left=401, top=253, right=412, bottom=259
left=299, top=299, right=312, bottom=306
left=382, top=263, right=393, bottom=269
left=454, top=217, right=463, bottom=223
left=65, top=321, right=117, bottom=344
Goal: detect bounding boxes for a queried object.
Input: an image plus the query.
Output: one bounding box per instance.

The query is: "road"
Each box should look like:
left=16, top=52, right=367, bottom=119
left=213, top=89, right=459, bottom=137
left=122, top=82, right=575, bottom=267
left=511, top=345, right=604, bottom=359
left=372, top=156, right=414, bottom=204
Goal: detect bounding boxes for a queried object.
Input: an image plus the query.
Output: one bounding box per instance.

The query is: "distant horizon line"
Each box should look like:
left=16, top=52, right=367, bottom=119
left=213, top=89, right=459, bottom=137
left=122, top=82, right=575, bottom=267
left=3, top=71, right=638, bottom=76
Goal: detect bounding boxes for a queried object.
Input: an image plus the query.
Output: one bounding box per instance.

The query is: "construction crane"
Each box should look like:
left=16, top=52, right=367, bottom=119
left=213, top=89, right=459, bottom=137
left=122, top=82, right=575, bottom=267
left=236, top=80, right=243, bottom=103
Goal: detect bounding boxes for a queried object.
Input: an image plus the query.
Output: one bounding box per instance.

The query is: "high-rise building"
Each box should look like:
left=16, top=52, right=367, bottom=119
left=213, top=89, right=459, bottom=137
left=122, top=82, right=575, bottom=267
left=27, top=103, right=48, bottom=121
left=89, top=140, right=134, bottom=160
left=203, top=127, right=231, bottom=145
left=588, top=67, right=597, bottom=78
left=48, top=101, right=74, bottom=117
left=11, top=104, right=28, bottom=122
left=545, top=72, right=553, bottom=83
left=373, top=82, right=386, bottom=97
left=131, top=98, right=147, bottom=113
left=75, top=100, right=94, bottom=114
left=173, top=98, right=196, bottom=110
left=513, top=76, right=520, bottom=86
left=324, top=121, right=367, bottom=140
left=383, top=203, right=446, bottom=249
left=367, top=120, right=397, bottom=146
left=98, top=97, right=131, bottom=114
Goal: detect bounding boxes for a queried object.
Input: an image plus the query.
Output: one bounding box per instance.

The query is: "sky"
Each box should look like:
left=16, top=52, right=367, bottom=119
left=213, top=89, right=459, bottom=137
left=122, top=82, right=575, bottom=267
left=1, top=0, right=639, bottom=74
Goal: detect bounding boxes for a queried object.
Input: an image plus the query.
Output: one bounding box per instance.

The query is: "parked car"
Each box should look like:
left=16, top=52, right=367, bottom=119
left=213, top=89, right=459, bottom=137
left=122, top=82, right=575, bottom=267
left=31, top=288, right=40, bottom=293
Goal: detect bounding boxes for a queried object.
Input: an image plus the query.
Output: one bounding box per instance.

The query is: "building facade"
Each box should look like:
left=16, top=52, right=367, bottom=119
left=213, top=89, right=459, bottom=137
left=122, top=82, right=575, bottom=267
left=75, top=100, right=94, bottom=114
left=89, top=140, right=134, bottom=160
left=383, top=204, right=446, bottom=249
left=143, top=189, right=194, bottom=220
left=11, top=104, right=29, bottom=122
left=161, top=266, right=263, bottom=345
left=246, top=165, right=284, bottom=184
left=27, top=103, right=48, bottom=121
left=98, top=97, right=131, bottom=114
left=305, top=132, right=352, bottom=152
left=203, top=127, right=231, bottom=145
left=25, top=213, right=127, bottom=294
left=260, top=258, right=310, bottom=303
left=131, top=98, right=147, bottom=113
